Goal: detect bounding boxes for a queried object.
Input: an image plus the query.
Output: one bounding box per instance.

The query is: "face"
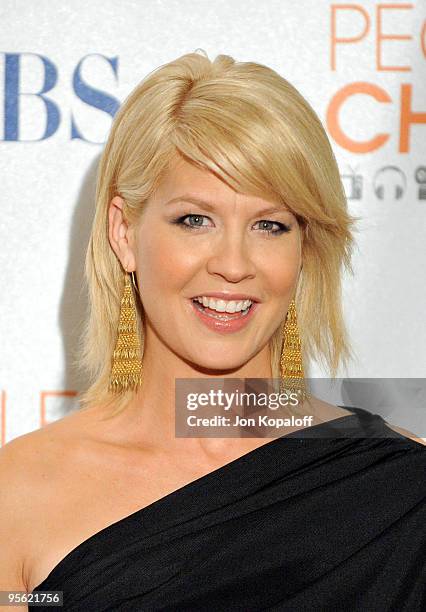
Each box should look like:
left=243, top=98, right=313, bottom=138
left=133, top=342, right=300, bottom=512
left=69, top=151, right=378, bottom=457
left=109, top=155, right=302, bottom=375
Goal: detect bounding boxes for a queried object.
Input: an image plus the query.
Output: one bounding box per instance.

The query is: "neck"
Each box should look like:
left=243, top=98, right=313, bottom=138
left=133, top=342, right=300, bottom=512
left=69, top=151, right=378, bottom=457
left=110, top=340, right=274, bottom=456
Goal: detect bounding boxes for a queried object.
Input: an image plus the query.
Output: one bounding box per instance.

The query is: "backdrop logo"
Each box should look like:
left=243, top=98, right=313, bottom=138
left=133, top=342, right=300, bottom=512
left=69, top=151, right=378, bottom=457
left=341, top=166, right=363, bottom=199
left=0, top=52, right=119, bottom=143
left=415, top=166, right=426, bottom=199
left=328, top=3, right=426, bottom=153
left=373, top=166, right=407, bottom=199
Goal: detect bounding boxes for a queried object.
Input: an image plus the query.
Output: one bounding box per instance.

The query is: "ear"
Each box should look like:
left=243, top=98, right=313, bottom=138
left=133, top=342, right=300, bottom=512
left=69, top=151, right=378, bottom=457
left=108, top=195, right=137, bottom=272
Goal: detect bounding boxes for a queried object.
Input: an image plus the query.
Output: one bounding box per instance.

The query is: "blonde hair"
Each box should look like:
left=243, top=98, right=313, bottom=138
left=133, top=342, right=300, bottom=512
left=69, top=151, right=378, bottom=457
left=74, top=50, right=359, bottom=415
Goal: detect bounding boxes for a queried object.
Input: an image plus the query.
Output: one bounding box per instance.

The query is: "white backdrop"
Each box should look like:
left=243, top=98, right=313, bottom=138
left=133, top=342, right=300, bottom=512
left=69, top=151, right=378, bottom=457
left=0, top=0, right=425, bottom=443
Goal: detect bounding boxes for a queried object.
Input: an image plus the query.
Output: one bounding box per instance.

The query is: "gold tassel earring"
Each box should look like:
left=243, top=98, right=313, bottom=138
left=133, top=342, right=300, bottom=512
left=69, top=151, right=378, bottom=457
left=108, top=265, right=143, bottom=393
left=280, top=299, right=308, bottom=401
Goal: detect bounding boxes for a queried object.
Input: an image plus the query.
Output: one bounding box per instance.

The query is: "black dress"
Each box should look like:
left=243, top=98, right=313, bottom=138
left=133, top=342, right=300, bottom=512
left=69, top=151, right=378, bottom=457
left=30, top=406, right=426, bottom=611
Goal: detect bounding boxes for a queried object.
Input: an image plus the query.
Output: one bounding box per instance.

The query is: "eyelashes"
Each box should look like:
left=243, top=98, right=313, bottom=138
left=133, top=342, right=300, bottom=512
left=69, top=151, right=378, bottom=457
left=171, top=214, right=291, bottom=236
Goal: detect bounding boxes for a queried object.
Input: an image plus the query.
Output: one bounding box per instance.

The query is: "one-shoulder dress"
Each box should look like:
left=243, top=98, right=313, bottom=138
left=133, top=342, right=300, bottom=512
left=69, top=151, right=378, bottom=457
left=30, top=406, right=426, bottom=611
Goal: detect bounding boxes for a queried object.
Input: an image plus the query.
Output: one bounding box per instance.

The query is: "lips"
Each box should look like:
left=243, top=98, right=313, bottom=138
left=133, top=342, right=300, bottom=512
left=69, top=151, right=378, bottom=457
left=191, top=292, right=260, bottom=303
left=189, top=297, right=259, bottom=334
left=192, top=299, right=252, bottom=319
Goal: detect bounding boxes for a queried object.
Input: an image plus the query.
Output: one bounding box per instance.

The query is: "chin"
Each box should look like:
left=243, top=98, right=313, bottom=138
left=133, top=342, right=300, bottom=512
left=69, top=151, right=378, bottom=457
left=185, top=353, right=249, bottom=376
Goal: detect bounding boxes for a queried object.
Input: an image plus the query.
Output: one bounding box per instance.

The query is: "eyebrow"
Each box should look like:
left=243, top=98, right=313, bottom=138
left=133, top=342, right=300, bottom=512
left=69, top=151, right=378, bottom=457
left=164, top=195, right=289, bottom=216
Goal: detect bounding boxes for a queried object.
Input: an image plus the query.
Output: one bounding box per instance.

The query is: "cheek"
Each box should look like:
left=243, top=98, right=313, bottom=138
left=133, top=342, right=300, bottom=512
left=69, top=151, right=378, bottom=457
left=136, top=226, right=198, bottom=292
left=258, top=234, right=302, bottom=296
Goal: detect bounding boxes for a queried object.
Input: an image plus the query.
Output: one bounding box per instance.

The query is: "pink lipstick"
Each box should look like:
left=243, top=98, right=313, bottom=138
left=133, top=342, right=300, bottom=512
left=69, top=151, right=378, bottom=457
left=190, top=298, right=259, bottom=333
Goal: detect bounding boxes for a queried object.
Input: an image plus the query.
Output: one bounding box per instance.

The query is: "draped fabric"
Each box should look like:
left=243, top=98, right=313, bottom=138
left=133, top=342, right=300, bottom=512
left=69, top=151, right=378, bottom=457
left=30, top=407, right=426, bottom=611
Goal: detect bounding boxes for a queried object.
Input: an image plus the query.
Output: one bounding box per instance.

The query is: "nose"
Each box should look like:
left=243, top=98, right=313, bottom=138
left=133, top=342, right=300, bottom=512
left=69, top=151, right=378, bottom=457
left=206, top=230, right=256, bottom=282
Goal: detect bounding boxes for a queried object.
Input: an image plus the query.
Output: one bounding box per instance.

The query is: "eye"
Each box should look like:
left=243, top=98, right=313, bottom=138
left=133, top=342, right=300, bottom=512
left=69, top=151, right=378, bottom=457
left=172, top=214, right=211, bottom=230
left=254, top=220, right=291, bottom=235
left=171, top=214, right=291, bottom=235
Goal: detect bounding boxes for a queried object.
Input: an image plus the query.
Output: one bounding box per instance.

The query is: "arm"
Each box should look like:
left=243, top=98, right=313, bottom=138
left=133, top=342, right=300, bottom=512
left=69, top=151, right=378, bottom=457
left=0, top=437, right=33, bottom=611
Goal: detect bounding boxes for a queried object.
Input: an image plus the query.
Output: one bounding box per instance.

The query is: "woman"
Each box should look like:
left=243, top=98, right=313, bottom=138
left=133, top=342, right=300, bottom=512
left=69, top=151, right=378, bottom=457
left=1, top=51, right=424, bottom=611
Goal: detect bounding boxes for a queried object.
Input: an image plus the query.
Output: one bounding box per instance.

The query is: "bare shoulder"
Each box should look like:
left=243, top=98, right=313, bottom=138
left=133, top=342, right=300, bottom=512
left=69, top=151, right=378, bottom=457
left=0, top=407, right=90, bottom=476
left=0, top=406, right=97, bottom=491
left=384, top=422, right=426, bottom=447
left=0, top=409, right=91, bottom=591
left=302, top=395, right=355, bottom=421
left=0, top=420, right=65, bottom=505
left=0, top=428, right=53, bottom=595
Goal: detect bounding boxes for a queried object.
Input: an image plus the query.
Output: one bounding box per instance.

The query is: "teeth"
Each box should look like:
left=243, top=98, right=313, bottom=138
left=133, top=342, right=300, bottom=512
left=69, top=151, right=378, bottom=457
left=195, top=296, right=253, bottom=313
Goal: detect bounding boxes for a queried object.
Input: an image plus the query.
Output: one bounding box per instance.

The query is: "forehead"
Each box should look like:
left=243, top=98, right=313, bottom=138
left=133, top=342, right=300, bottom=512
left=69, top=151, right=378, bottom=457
left=153, top=154, right=288, bottom=212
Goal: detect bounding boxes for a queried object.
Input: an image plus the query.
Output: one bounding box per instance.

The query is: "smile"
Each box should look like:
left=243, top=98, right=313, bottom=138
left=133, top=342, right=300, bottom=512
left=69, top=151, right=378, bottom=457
left=189, top=298, right=258, bottom=334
